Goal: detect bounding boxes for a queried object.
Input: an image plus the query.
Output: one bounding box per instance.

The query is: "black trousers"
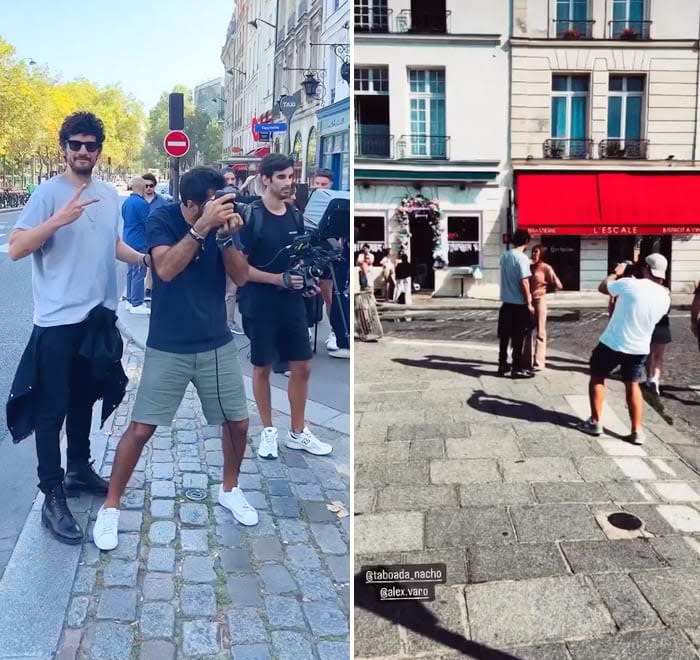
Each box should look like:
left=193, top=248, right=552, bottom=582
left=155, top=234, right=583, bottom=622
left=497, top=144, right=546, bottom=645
left=33, top=322, right=95, bottom=493
left=497, top=303, right=531, bottom=372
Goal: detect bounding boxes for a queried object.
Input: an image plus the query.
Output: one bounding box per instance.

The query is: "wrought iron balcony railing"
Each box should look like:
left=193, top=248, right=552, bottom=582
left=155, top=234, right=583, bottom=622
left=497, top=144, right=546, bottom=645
left=355, top=132, right=393, bottom=159
left=543, top=138, right=594, bottom=159
left=354, top=6, right=392, bottom=33
left=397, top=134, right=450, bottom=160
left=599, top=138, right=649, bottom=159
left=609, top=20, right=652, bottom=40
left=395, top=8, right=451, bottom=34
left=554, top=19, right=595, bottom=39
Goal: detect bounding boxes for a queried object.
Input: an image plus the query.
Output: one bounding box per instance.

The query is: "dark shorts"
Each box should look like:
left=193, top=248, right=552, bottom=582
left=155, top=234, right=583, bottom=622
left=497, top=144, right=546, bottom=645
left=651, top=317, right=672, bottom=345
left=589, top=342, right=647, bottom=383
left=243, top=313, right=313, bottom=367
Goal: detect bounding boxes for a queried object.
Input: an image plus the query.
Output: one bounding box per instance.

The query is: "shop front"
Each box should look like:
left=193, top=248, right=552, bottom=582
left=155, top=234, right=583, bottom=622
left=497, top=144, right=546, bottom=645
left=515, top=171, right=700, bottom=292
left=316, top=97, right=350, bottom=190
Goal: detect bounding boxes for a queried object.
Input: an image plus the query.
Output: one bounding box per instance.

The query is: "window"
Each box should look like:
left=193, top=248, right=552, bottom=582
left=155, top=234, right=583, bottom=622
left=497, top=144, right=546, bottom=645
left=354, top=67, right=388, bottom=93
left=407, top=69, right=446, bottom=158
left=354, top=217, right=386, bottom=263
left=612, top=0, right=647, bottom=37
left=555, top=0, right=590, bottom=37
left=447, top=217, right=480, bottom=267
left=354, top=0, right=388, bottom=32
left=608, top=76, right=644, bottom=140
left=551, top=75, right=589, bottom=157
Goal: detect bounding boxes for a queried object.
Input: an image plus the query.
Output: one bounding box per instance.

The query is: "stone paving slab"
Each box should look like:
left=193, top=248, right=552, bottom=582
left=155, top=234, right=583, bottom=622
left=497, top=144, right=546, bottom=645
left=355, top=338, right=700, bottom=659
left=38, top=341, right=351, bottom=660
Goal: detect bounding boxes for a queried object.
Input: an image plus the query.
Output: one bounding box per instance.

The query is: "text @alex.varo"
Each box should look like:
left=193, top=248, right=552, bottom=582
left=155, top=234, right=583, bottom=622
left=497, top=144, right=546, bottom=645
left=361, top=564, right=447, bottom=602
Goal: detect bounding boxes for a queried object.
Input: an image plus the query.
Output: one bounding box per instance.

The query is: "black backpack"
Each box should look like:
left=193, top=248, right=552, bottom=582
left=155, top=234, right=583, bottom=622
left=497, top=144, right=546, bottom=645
left=241, top=199, right=305, bottom=258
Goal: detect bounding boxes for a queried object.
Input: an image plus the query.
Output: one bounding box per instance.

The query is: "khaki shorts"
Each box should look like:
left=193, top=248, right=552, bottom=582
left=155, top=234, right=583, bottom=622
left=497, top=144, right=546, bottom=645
left=131, top=341, right=249, bottom=427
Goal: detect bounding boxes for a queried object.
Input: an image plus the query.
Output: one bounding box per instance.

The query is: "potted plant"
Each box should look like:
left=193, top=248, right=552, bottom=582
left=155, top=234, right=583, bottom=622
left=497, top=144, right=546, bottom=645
left=562, top=27, right=582, bottom=39
left=619, top=26, right=638, bottom=40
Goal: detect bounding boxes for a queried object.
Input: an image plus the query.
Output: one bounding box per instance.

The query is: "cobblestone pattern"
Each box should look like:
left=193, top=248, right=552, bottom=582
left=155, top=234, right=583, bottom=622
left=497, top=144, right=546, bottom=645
left=354, top=338, right=700, bottom=660
left=55, top=341, right=350, bottom=660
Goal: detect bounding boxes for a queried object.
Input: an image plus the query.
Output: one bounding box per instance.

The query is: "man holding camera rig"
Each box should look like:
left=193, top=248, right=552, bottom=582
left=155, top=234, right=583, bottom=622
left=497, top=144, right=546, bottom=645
left=236, top=154, right=333, bottom=460
left=93, top=167, right=255, bottom=551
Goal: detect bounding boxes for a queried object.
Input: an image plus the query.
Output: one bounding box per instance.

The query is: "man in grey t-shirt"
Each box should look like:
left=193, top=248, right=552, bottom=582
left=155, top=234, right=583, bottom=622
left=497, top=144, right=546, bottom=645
left=7, top=111, right=149, bottom=545
left=497, top=229, right=535, bottom=378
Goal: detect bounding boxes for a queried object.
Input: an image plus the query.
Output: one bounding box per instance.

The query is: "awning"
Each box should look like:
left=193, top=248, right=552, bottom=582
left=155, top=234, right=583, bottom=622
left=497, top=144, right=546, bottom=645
left=516, top=172, right=700, bottom=235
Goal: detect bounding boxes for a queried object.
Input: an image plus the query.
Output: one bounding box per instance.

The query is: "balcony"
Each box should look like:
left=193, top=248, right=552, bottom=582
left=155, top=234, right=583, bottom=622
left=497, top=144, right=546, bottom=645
left=608, top=20, right=652, bottom=40
left=397, top=134, right=450, bottom=160
left=356, top=131, right=393, bottom=159
left=354, top=7, right=391, bottom=33
left=543, top=138, right=593, bottom=159
left=395, top=9, right=451, bottom=34
left=599, top=138, right=649, bottom=159
left=553, top=19, right=595, bottom=39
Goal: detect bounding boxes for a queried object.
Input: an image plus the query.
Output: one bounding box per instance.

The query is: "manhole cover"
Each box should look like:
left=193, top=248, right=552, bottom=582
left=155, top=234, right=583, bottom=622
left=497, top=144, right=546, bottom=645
left=185, top=488, right=207, bottom=501
left=607, top=512, right=643, bottom=531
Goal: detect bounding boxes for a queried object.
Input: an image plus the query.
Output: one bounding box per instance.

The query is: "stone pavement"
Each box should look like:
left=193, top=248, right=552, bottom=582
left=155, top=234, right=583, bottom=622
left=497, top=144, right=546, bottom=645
left=0, top=337, right=350, bottom=660
left=354, top=336, right=700, bottom=660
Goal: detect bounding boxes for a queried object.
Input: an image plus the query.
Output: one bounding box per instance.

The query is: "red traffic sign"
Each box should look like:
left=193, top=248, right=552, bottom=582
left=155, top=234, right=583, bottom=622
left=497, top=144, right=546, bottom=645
left=163, top=130, right=190, bottom=157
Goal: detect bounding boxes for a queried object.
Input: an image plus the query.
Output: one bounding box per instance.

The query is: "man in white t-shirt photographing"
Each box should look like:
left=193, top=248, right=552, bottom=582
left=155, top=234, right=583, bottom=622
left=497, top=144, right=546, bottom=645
left=578, top=253, right=670, bottom=445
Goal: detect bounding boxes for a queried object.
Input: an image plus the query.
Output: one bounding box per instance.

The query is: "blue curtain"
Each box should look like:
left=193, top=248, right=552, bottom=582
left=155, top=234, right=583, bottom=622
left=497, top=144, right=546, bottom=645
left=625, top=97, right=642, bottom=139
left=571, top=97, right=586, bottom=139
left=551, top=97, right=567, bottom=137
left=607, top=97, right=622, bottom=137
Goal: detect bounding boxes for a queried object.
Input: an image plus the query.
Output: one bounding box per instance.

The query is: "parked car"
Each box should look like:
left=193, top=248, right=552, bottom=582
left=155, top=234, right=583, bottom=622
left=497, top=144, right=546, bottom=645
left=155, top=182, right=173, bottom=201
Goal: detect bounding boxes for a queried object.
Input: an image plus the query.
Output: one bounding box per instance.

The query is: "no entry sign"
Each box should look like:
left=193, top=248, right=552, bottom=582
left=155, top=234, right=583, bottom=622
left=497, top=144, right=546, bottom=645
left=163, top=130, right=190, bottom=157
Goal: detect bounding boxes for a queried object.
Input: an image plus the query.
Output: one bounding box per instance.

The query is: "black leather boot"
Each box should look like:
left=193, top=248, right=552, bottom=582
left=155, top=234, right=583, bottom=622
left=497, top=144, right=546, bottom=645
left=64, top=459, right=109, bottom=497
left=41, top=483, right=83, bottom=545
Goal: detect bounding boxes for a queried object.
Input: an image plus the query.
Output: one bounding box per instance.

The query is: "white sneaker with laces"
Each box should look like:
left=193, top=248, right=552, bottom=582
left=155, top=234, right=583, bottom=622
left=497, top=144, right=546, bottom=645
left=285, top=427, right=333, bottom=456
left=130, top=304, right=150, bottom=315
left=329, top=347, right=350, bottom=359
left=218, top=485, right=258, bottom=526
left=325, top=331, right=338, bottom=352
left=258, top=427, right=278, bottom=460
left=93, top=505, right=120, bottom=551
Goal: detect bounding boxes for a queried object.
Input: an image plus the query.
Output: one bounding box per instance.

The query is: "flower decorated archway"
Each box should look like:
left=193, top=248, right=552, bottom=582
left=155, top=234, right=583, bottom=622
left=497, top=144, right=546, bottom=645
left=389, top=194, right=446, bottom=265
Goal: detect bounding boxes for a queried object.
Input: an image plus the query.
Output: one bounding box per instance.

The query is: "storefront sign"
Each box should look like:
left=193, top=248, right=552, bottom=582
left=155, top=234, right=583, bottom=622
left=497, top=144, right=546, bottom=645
left=524, top=225, right=700, bottom=235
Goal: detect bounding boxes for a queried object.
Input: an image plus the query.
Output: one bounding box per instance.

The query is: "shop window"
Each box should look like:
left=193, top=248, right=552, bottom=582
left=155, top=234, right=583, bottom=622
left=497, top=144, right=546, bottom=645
left=447, top=216, right=480, bottom=267
left=354, top=216, right=386, bottom=264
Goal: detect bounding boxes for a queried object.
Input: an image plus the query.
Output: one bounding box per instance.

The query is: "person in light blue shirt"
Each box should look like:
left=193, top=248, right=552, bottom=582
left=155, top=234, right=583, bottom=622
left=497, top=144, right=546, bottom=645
left=121, top=177, right=150, bottom=313
left=497, top=229, right=535, bottom=378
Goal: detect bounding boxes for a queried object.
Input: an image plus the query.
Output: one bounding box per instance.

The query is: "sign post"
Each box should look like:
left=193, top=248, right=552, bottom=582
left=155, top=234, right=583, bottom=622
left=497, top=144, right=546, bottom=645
left=278, top=93, right=301, bottom=154
left=168, top=93, right=185, bottom=200
left=163, top=130, right=190, bottom=201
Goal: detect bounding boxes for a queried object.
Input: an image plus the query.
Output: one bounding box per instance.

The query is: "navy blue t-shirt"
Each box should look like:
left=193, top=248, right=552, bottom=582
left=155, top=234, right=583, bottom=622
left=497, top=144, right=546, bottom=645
left=237, top=202, right=306, bottom=321
left=145, top=203, right=232, bottom=354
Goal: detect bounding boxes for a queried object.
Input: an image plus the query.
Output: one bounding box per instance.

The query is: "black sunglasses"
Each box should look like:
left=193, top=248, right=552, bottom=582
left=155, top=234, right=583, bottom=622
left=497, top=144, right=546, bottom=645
left=144, top=183, right=155, bottom=188
left=66, top=139, right=100, bottom=153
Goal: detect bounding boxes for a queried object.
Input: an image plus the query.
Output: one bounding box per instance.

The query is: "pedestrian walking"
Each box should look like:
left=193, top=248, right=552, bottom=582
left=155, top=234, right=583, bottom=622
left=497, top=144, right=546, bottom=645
left=358, top=253, right=372, bottom=291
left=121, top=176, right=151, bottom=315
left=221, top=167, right=245, bottom=335
left=523, top=244, right=563, bottom=371
left=93, top=167, right=254, bottom=551
left=6, top=111, right=149, bottom=545
left=578, top=254, right=670, bottom=445
left=380, top=249, right=395, bottom=300
left=142, top=173, right=169, bottom=300
left=644, top=311, right=671, bottom=395
left=237, top=154, right=333, bottom=461
left=393, top=251, right=413, bottom=304
left=497, top=229, right=535, bottom=378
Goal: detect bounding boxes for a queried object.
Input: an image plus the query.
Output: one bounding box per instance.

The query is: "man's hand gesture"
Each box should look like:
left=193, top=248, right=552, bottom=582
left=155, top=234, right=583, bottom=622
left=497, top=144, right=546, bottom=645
left=56, top=184, right=100, bottom=227
left=197, top=194, right=238, bottom=235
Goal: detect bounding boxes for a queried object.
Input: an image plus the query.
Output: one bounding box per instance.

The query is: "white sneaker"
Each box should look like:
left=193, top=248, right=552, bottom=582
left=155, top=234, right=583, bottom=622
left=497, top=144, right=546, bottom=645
left=285, top=427, right=333, bottom=456
left=218, top=485, right=258, bottom=526
left=130, top=304, right=150, bottom=315
left=123, top=301, right=132, bottom=311
left=325, top=331, right=338, bottom=352
left=258, top=427, right=278, bottom=460
left=93, top=505, right=120, bottom=551
left=329, top=347, right=350, bottom=359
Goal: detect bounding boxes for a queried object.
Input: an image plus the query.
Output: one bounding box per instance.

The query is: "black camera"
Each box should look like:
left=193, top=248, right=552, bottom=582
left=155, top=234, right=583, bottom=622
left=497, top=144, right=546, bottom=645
left=214, top=185, right=243, bottom=217
left=286, top=233, right=344, bottom=295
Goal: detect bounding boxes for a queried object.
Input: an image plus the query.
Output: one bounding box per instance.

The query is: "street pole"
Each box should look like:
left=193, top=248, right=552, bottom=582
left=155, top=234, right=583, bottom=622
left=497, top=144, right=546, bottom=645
left=171, top=157, right=180, bottom=201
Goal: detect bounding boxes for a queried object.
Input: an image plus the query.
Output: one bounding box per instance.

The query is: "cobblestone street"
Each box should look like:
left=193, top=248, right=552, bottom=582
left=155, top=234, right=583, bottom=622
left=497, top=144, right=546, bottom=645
left=54, top=341, right=350, bottom=660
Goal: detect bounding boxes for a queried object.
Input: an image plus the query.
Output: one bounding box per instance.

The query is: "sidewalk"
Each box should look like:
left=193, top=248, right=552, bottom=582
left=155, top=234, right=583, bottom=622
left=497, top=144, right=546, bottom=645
left=0, top=312, right=350, bottom=658
left=380, top=290, right=694, bottom=312
left=354, top=337, right=700, bottom=659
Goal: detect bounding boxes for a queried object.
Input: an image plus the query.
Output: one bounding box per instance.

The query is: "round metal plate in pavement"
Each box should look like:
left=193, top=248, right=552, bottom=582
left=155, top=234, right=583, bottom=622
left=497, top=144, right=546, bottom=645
left=607, top=512, right=643, bottom=531
left=185, top=488, right=207, bottom=501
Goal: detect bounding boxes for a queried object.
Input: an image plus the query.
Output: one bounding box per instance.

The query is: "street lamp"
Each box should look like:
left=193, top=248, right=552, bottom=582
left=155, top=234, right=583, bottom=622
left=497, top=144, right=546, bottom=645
left=300, top=72, right=322, bottom=100
left=226, top=67, right=247, bottom=77
left=248, top=18, right=276, bottom=29
left=20, top=57, right=36, bottom=65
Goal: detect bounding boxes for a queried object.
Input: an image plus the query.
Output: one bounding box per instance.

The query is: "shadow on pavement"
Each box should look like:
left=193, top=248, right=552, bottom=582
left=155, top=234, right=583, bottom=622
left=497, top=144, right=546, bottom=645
left=354, top=572, right=520, bottom=660
left=660, top=385, right=700, bottom=407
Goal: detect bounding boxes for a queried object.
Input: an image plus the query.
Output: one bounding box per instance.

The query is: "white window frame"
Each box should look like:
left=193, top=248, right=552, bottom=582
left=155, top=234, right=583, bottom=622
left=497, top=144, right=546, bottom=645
left=613, top=0, right=646, bottom=22
left=406, top=69, right=446, bottom=159
left=607, top=75, right=645, bottom=140
left=354, top=67, right=389, bottom=94
left=354, top=0, right=388, bottom=31
left=446, top=214, right=483, bottom=268
left=551, top=75, right=589, bottom=157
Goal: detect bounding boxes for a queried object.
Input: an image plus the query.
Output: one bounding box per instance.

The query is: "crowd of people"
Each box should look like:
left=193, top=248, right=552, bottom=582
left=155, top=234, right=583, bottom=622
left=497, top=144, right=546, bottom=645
left=497, top=228, right=699, bottom=446
left=5, top=111, right=348, bottom=549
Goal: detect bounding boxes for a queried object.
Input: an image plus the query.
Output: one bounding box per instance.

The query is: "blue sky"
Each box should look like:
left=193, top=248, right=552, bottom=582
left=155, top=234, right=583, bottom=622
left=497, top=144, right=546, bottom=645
left=0, top=0, right=235, bottom=111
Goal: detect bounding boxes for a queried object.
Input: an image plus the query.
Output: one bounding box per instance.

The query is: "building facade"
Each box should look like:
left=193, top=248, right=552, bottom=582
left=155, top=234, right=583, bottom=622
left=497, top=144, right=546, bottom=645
left=511, top=0, right=700, bottom=293
left=194, top=77, right=224, bottom=121
left=354, top=0, right=511, bottom=297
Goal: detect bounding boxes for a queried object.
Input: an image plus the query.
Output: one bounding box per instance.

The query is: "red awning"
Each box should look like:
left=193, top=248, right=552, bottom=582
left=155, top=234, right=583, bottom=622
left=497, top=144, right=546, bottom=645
left=250, top=147, right=270, bottom=157
left=516, top=172, right=700, bottom=235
